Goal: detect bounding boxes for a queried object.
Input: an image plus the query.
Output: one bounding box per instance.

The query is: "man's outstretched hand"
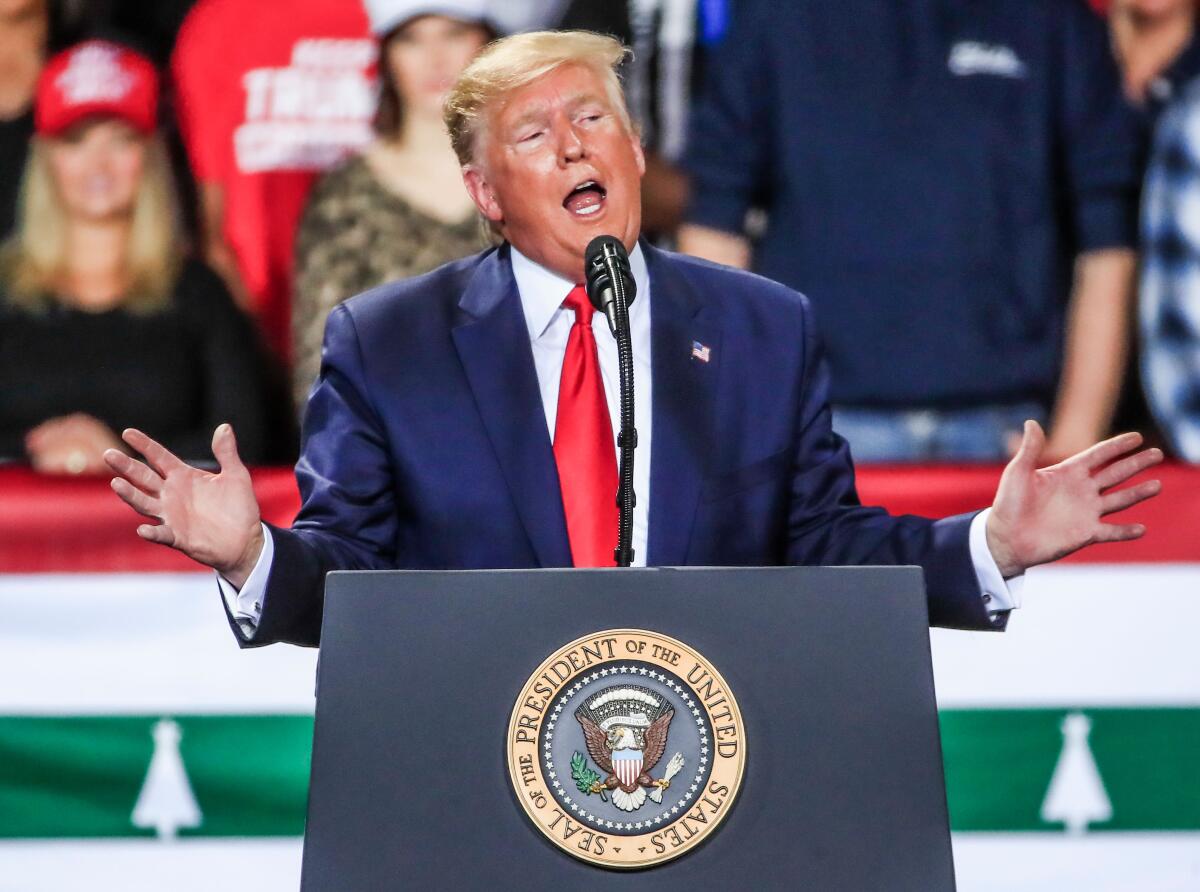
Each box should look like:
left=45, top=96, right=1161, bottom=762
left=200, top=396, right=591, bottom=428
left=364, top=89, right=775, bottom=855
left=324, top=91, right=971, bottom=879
left=987, top=420, right=1163, bottom=578
left=104, top=424, right=264, bottom=588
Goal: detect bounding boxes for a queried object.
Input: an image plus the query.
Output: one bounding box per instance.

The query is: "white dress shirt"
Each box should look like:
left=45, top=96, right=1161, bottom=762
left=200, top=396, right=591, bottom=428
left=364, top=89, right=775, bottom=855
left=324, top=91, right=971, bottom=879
left=220, top=245, right=1019, bottom=635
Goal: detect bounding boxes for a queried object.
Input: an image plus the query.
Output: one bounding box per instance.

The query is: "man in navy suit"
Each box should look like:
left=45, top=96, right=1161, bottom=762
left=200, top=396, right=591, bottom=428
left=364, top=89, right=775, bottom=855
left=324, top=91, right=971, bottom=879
left=105, top=31, right=1162, bottom=648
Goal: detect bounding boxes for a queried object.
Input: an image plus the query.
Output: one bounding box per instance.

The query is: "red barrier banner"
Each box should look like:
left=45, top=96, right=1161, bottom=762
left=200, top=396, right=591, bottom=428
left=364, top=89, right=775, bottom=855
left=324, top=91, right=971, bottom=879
left=0, top=467, right=299, bottom=573
left=0, top=463, right=1195, bottom=572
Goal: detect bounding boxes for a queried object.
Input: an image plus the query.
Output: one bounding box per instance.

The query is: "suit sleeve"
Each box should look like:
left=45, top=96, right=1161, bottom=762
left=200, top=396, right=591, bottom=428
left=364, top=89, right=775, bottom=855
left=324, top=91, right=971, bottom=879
left=230, top=304, right=399, bottom=647
left=1056, top=0, right=1142, bottom=253
left=784, top=296, right=1002, bottom=631
left=683, top=1, right=773, bottom=235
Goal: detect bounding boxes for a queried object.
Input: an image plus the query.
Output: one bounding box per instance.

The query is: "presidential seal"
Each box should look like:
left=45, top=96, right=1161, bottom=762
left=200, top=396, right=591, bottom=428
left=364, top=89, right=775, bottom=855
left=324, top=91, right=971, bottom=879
left=507, top=629, right=746, bottom=869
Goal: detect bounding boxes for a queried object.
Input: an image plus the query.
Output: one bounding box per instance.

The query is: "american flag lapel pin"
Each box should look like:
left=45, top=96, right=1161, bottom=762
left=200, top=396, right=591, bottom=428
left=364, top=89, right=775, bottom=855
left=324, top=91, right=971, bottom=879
left=691, top=340, right=711, bottom=363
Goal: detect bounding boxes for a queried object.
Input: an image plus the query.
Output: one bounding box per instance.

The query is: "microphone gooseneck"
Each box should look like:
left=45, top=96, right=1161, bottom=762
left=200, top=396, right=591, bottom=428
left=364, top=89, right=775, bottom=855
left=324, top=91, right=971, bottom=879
left=583, top=236, right=637, bottom=567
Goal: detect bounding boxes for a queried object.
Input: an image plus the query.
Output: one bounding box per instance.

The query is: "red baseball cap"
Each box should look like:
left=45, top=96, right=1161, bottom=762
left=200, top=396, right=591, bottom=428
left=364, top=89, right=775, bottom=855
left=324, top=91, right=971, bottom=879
left=35, top=40, right=158, bottom=137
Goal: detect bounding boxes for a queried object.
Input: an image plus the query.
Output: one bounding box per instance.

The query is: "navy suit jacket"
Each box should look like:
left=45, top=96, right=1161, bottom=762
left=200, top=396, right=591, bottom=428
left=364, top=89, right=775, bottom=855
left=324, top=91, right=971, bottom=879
left=230, top=243, right=1001, bottom=647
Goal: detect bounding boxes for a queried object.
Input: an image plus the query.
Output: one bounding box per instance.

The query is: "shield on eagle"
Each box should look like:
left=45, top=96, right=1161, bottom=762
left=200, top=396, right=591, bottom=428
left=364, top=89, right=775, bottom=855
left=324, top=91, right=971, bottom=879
left=612, top=748, right=643, bottom=788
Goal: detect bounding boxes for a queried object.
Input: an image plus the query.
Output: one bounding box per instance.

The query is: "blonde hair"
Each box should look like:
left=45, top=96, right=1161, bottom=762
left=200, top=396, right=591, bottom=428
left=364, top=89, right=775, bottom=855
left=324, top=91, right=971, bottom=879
left=443, top=30, right=633, bottom=167
left=3, top=133, right=183, bottom=314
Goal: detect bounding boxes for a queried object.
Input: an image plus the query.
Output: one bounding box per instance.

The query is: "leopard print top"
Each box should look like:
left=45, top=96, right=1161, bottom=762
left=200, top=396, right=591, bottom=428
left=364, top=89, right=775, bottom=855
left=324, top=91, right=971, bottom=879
left=292, top=155, right=490, bottom=408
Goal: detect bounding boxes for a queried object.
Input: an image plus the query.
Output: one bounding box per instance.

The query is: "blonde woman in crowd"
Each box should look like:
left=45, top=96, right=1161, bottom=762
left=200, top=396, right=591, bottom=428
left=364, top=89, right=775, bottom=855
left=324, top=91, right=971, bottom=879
left=291, top=0, right=497, bottom=408
left=0, top=40, right=269, bottom=473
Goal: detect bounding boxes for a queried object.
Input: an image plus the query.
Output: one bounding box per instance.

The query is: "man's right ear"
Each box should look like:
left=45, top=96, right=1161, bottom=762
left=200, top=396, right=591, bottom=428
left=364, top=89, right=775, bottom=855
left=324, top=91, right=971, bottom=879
left=463, top=166, right=504, bottom=225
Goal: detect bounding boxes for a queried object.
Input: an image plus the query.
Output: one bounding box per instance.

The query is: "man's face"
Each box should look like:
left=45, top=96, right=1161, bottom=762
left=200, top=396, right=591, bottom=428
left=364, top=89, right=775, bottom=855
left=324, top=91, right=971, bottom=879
left=463, top=62, right=645, bottom=282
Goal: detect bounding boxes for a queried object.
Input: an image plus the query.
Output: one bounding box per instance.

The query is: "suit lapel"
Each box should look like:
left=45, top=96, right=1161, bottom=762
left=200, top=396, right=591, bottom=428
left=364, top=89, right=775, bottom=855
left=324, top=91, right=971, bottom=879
left=451, top=246, right=572, bottom=568
left=644, top=246, right=722, bottom=567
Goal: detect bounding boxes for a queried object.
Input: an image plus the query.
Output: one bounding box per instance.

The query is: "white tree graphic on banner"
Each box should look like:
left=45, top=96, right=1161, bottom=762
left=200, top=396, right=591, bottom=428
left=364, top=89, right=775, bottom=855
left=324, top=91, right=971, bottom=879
left=131, top=718, right=203, bottom=840
left=1041, top=711, right=1112, bottom=835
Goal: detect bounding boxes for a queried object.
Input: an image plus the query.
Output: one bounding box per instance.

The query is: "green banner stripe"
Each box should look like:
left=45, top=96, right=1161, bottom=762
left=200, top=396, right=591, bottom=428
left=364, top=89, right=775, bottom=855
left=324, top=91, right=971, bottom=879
left=0, top=716, right=311, bottom=838
left=1, top=708, right=1196, bottom=838
left=941, top=707, right=1200, bottom=832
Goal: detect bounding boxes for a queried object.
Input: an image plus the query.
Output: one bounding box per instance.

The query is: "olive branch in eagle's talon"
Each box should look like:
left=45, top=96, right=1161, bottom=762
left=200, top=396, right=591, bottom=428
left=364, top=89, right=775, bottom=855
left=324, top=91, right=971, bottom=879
left=571, top=751, right=608, bottom=801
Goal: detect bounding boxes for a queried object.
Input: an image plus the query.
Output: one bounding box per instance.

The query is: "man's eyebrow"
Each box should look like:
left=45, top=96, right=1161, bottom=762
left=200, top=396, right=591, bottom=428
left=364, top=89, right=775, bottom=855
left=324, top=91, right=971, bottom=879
left=506, top=92, right=609, bottom=131
left=509, top=108, right=549, bottom=131
left=563, top=91, right=607, bottom=111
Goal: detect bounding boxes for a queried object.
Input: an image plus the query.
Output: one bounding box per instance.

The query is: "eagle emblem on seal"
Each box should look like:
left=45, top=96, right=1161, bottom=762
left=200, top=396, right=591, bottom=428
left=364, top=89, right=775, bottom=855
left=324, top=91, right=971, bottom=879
left=572, top=685, right=686, bottom=812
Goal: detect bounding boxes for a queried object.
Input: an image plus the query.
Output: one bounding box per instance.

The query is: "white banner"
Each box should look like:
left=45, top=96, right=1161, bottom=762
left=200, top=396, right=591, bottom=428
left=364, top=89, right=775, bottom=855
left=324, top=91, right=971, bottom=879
left=2, top=566, right=1197, bottom=891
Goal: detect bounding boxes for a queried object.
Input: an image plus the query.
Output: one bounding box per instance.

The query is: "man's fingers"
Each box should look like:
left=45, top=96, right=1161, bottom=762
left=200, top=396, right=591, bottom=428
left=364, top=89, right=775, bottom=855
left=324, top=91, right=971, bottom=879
left=1011, top=419, right=1045, bottom=470
left=136, top=523, right=176, bottom=546
left=103, top=449, right=162, bottom=493
left=1093, top=447, right=1164, bottom=491
left=1093, top=522, right=1146, bottom=544
left=211, top=423, right=247, bottom=476
left=121, top=428, right=185, bottom=476
left=1073, top=431, right=1143, bottom=471
left=1100, top=479, right=1162, bottom=516
left=111, top=477, right=162, bottom=519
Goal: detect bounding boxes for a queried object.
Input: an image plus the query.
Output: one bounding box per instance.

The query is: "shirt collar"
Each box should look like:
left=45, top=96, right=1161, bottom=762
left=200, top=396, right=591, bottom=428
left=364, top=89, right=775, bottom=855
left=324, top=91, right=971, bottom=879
left=1144, top=36, right=1200, bottom=116
left=511, top=241, right=649, bottom=341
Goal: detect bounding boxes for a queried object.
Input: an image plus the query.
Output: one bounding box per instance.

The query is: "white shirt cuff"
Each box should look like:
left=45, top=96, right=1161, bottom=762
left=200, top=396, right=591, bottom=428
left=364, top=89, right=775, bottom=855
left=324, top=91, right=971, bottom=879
left=969, top=508, right=1023, bottom=616
left=215, top=523, right=274, bottom=637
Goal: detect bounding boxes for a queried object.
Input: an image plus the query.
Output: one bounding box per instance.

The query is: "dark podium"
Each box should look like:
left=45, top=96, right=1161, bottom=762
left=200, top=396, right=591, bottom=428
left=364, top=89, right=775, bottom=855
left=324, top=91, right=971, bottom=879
left=300, top=566, right=956, bottom=890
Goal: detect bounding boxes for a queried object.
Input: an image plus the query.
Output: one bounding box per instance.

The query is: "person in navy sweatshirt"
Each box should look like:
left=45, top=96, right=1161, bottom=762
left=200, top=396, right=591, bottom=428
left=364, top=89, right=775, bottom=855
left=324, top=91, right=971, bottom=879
left=680, top=0, right=1143, bottom=464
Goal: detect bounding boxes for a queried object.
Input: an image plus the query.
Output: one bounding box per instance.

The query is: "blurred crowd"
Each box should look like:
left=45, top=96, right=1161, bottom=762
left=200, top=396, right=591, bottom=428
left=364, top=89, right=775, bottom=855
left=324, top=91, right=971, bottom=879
left=1, top=0, right=1199, bottom=475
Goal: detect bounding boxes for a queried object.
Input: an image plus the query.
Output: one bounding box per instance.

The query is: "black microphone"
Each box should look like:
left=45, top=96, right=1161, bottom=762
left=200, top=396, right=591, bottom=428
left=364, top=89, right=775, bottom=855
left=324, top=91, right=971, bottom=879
left=582, top=234, right=638, bottom=566
left=584, top=235, right=636, bottom=336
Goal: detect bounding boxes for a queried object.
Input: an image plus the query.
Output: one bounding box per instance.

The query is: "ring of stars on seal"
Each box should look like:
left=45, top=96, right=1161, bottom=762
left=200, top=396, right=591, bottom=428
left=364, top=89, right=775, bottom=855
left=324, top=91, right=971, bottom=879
left=507, top=629, right=746, bottom=869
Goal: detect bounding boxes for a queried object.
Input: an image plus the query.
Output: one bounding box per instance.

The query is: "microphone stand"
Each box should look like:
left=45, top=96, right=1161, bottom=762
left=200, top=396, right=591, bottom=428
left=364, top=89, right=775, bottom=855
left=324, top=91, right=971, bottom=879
left=606, top=251, right=637, bottom=568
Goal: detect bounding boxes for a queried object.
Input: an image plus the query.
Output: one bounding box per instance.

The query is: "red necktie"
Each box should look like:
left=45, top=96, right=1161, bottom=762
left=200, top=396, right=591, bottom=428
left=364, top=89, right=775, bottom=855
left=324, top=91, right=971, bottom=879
left=553, top=285, right=618, bottom=567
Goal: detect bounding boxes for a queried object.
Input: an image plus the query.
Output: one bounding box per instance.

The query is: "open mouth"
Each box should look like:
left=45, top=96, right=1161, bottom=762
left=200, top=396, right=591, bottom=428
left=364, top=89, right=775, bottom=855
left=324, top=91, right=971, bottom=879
left=563, top=179, right=607, bottom=217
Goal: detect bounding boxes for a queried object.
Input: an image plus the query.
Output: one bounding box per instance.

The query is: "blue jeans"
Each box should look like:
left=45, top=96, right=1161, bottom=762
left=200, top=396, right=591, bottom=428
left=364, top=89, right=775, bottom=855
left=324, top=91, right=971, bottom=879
left=830, top=403, right=1046, bottom=463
